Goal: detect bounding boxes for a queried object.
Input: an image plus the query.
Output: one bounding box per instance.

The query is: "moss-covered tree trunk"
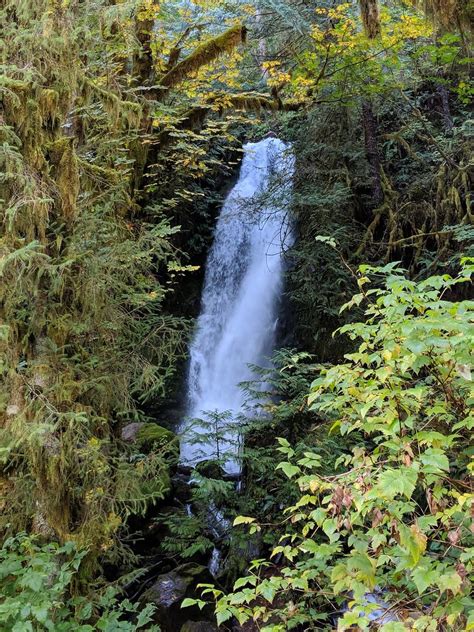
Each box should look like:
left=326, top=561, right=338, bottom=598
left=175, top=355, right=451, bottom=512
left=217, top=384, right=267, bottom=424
left=359, top=0, right=381, bottom=38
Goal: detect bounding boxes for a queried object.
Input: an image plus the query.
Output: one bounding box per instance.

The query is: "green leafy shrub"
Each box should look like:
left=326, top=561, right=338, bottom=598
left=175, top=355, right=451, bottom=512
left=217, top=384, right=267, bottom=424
left=190, top=258, right=474, bottom=630
left=0, top=533, right=158, bottom=631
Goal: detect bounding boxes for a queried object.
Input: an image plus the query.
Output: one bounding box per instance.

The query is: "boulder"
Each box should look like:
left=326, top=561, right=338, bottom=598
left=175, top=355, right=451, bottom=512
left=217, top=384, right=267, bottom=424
left=171, top=471, right=193, bottom=503
left=136, top=423, right=177, bottom=452
left=225, top=531, right=262, bottom=577
left=142, top=570, right=190, bottom=609
left=195, top=459, right=225, bottom=480
left=121, top=422, right=142, bottom=443
left=121, top=422, right=178, bottom=460
left=141, top=563, right=208, bottom=631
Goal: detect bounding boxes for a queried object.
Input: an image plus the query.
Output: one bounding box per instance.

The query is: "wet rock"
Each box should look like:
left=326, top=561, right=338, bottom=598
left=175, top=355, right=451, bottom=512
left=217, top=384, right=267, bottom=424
left=244, top=532, right=261, bottom=560
left=142, top=570, right=190, bottom=608
left=225, top=531, right=262, bottom=577
left=141, top=564, right=208, bottom=631
left=178, top=562, right=209, bottom=581
left=172, top=471, right=193, bottom=503
left=207, top=502, right=231, bottom=540
left=232, top=529, right=261, bottom=561
left=223, top=470, right=241, bottom=483
left=177, top=463, right=193, bottom=476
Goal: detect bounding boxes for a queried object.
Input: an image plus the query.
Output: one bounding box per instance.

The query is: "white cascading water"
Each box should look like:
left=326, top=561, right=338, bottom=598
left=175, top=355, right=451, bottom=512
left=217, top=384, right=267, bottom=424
left=180, top=137, right=294, bottom=475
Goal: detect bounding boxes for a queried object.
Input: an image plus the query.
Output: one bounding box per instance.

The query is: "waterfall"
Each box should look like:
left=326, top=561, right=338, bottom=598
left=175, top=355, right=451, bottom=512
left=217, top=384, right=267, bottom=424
left=180, top=137, right=294, bottom=475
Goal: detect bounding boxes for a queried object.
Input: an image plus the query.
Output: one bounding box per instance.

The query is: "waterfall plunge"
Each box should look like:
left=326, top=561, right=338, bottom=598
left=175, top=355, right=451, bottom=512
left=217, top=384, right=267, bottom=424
left=180, top=138, right=294, bottom=475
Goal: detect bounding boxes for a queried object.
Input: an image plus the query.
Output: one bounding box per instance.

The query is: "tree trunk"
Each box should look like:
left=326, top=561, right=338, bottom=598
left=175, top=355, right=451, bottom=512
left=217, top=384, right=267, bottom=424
left=359, top=0, right=383, bottom=206
left=359, top=0, right=381, bottom=38
left=362, top=100, right=383, bottom=205
left=133, top=3, right=155, bottom=86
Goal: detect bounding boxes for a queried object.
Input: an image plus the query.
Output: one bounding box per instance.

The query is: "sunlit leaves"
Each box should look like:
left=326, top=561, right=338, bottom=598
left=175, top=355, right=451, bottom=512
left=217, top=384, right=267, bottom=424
left=206, top=261, right=474, bottom=630
left=233, top=515, right=257, bottom=526
left=262, top=1, right=433, bottom=104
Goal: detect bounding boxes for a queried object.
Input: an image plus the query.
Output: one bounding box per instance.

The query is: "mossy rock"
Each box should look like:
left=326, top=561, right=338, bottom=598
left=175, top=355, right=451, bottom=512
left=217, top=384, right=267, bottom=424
left=136, top=423, right=178, bottom=457
left=176, top=562, right=208, bottom=580
left=194, top=459, right=225, bottom=480
left=141, top=563, right=209, bottom=631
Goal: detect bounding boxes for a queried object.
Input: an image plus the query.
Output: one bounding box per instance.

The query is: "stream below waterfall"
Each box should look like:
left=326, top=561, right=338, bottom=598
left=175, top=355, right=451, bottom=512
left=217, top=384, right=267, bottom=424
left=179, top=137, right=295, bottom=476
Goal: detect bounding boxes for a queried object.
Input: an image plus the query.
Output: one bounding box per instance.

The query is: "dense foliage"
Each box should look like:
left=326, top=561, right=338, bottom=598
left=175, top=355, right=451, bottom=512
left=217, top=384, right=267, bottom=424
left=200, top=258, right=473, bottom=630
left=0, top=0, right=472, bottom=629
left=0, top=533, right=158, bottom=630
left=0, top=0, right=247, bottom=563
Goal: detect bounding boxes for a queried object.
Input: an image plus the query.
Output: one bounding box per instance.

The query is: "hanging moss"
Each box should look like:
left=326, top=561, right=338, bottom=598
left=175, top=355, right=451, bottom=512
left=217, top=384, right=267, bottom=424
left=0, top=0, right=187, bottom=569
left=57, top=141, right=80, bottom=221
left=38, top=88, right=60, bottom=123
left=415, top=0, right=474, bottom=33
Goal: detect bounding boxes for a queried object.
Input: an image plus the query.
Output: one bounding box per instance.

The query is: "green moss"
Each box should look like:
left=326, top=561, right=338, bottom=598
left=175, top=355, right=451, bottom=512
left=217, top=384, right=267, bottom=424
left=159, top=24, right=246, bottom=90
left=136, top=423, right=177, bottom=452
left=38, top=88, right=59, bottom=119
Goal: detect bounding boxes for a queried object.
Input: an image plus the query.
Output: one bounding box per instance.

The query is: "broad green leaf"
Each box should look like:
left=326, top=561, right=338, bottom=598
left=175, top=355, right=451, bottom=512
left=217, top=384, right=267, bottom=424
left=438, top=572, right=462, bottom=595
left=377, top=467, right=418, bottom=499
left=258, top=583, right=276, bottom=603
left=420, top=449, right=449, bottom=474
left=233, top=516, right=256, bottom=526
left=276, top=462, right=300, bottom=479
left=216, top=608, right=233, bottom=626
left=411, top=564, right=438, bottom=594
